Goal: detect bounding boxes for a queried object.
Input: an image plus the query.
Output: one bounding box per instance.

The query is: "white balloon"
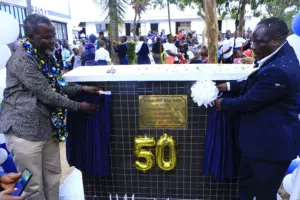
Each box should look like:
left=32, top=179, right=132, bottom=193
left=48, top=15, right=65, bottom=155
left=0, top=148, right=8, bottom=165
left=283, top=174, right=293, bottom=195
left=0, top=45, right=11, bottom=70
left=0, top=11, right=19, bottom=44
left=292, top=168, right=298, bottom=184
left=287, top=34, right=300, bottom=65
left=0, top=68, right=6, bottom=102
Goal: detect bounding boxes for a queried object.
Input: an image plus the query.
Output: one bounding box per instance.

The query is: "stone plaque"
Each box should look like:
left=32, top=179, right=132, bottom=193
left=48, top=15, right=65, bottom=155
left=139, top=95, right=188, bottom=128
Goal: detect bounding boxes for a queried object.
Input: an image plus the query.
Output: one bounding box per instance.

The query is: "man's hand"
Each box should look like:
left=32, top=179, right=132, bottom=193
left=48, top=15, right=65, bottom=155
left=79, top=102, right=99, bottom=114
left=82, top=86, right=102, bottom=95
left=0, top=173, right=21, bottom=190
left=216, top=83, right=228, bottom=92
left=215, top=98, right=223, bottom=111
left=0, top=188, right=25, bottom=200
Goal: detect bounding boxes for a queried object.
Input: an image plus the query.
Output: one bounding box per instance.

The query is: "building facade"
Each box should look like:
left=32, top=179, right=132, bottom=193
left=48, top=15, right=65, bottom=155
left=71, top=0, right=261, bottom=38
left=0, top=0, right=72, bottom=41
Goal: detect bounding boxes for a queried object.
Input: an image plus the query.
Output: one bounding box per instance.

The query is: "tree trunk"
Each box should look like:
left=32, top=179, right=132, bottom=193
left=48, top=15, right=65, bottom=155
left=109, top=0, right=119, bottom=64
left=203, top=0, right=218, bottom=64
left=26, top=0, right=32, bottom=14
left=201, top=25, right=207, bottom=51
left=238, top=0, right=247, bottom=36
left=167, top=0, right=172, bottom=35
left=132, top=13, right=138, bottom=41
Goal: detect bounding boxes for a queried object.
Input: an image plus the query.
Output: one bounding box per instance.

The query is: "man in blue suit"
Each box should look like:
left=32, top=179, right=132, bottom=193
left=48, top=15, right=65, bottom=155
left=216, top=17, right=300, bottom=200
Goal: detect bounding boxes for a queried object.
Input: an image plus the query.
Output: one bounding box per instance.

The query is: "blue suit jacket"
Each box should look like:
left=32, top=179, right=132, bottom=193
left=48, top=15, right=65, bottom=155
left=221, top=43, right=300, bottom=161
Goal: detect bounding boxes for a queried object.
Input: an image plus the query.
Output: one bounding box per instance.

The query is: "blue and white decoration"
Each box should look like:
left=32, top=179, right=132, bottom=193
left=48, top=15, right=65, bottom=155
left=0, top=11, right=20, bottom=174
left=292, top=12, right=300, bottom=37
left=0, top=10, right=19, bottom=103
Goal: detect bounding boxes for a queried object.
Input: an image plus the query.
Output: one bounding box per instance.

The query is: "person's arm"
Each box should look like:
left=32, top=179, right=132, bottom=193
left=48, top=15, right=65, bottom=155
left=94, top=50, right=99, bottom=61
left=105, top=50, right=111, bottom=63
left=62, top=84, right=82, bottom=96
left=218, top=67, right=289, bottom=114
left=11, top=57, right=80, bottom=111
left=221, top=46, right=232, bottom=56
left=114, top=45, right=119, bottom=53
left=146, top=44, right=150, bottom=55
left=61, top=50, right=66, bottom=62
left=240, top=38, right=248, bottom=50
left=191, top=51, right=201, bottom=62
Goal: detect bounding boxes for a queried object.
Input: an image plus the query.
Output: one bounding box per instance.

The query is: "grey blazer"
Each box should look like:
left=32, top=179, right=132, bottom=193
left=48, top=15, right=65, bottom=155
left=0, top=47, right=80, bottom=141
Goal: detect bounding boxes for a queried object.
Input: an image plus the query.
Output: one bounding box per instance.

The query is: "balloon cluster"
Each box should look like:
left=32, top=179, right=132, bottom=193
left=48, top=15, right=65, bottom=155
left=0, top=134, right=17, bottom=173
left=282, top=157, right=300, bottom=195
left=0, top=11, right=19, bottom=103
left=292, top=13, right=300, bottom=37
left=0, top=11, right=19, bottom=70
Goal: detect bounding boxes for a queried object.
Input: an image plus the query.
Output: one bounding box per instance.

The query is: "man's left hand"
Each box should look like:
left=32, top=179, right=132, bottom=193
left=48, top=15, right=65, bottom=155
left=0, top=173, right=21, bottom=190
left=215, top=98, right=223, bottom=111
left=83, top=86, right=103, bottom=95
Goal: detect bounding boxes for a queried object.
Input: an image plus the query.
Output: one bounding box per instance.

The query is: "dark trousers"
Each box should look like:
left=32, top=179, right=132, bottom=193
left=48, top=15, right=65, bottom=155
left=85, top=60, right=96, bottom=66
left=96, top=60, right=107, bottom=65
left=119, top=57, right=129, bottom=65
left=223, top=56, right=233, bottom=64
left=238, top=156, right=290, bottom=200
left=152, top=53, right=162, bottom=64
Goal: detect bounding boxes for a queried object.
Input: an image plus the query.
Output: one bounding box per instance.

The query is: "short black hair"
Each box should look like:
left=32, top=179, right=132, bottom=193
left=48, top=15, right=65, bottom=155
left=24, top=14, right=52, bottom=37
left=122, top=36, right=127, bottom=42
left=167, top=34, right=172, bottom=38
left=139, top=36, right=145, bottom=41
left=257, top=17, right=289, bottom=39
left=99, top=31, right=104, bottom=35
left=187, top=33, right=193, bottom=38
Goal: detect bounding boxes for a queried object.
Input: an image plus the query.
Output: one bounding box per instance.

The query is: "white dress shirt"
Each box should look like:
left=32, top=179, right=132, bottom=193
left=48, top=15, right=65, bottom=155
left=234, top=37, right=246, bottom=48
left=227, top=42, right=286, bottom=91
left=95, top=47, right=110, bottom=62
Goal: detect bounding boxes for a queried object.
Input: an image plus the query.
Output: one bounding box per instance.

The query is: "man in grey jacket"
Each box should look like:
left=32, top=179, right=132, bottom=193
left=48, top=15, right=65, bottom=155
left=0, top=14, right=100, bottom=200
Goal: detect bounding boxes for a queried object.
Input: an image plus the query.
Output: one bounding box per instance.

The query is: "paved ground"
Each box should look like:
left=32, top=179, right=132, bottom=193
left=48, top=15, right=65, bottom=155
left=59, top=143, right=74, bottom=185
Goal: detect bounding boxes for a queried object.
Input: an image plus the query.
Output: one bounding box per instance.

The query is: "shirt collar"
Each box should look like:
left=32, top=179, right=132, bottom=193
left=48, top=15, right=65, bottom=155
left=257, top=42, right=286, bottom=67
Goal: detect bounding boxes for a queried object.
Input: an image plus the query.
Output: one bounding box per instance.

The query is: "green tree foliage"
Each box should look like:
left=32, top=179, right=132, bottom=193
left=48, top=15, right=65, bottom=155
left=263, top=0, right=300, bottom=32
left=96, top=0, right=128, bottom=63
left=127, top=41, right=137, bottom=64
left=131, top=0, right=151, bottom=40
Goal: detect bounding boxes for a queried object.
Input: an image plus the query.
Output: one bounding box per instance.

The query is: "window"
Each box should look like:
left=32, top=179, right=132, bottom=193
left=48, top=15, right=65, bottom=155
left=52, top=21, right=68, bottom=41
left=175, top=21, right=191, bottom=34
left=0, top=3, right=27, bottom=38
left=96, top=24, right=102, bottom=33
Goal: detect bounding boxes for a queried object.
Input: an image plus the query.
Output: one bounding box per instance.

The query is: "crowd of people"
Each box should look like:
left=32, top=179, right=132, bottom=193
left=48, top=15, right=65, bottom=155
left=54, top=28, right=255, bottom=69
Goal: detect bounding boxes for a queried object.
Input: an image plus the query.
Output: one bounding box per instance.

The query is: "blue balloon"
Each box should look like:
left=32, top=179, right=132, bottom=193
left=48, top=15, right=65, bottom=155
left=292, top=13, right=300, bottom=37
left=286, top=158, right=300, bottom=174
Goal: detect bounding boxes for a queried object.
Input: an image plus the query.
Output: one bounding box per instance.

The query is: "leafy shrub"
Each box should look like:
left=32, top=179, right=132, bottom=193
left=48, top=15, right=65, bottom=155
left=127, top=41, right=137, bottom=64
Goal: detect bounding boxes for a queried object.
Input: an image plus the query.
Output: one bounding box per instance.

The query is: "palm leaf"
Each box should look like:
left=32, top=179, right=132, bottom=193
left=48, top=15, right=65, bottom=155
left=100, top=0, right=128, bottom=25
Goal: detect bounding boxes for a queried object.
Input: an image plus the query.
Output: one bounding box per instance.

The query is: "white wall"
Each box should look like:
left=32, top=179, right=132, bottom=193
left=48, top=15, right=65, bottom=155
left=191, top=19, right=204, bottom=33
left=31, top=0, right=70, bottom=16
left=86, top=22, right=97, bottom=36
left=0, top=0, right=26, bottom=7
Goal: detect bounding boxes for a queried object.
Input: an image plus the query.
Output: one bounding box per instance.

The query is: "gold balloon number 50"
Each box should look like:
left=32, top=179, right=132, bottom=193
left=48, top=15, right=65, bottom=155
left=134, top=133, right=177, bottom=172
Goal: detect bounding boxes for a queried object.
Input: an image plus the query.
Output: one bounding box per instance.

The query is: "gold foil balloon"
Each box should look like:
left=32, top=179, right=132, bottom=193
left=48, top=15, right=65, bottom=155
left=155, top=133, right=177, bottom=171
left=134, top=137, right=156, bottom=172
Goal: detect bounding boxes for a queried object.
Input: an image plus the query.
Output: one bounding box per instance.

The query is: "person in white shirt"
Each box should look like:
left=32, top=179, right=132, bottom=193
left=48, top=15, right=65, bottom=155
left=95, top=40, right=111, bottom=65
left=221, top=30, right=234, bottom=63
left=233, top=31, right=246, bottom=52
left=163, top=34, right=181, bottom=64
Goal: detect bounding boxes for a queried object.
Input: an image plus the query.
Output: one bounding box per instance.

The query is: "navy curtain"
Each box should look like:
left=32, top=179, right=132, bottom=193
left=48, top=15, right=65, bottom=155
left=66, top=93, right=111, bottom=176
left=203, top=90, right=240, bottom=181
